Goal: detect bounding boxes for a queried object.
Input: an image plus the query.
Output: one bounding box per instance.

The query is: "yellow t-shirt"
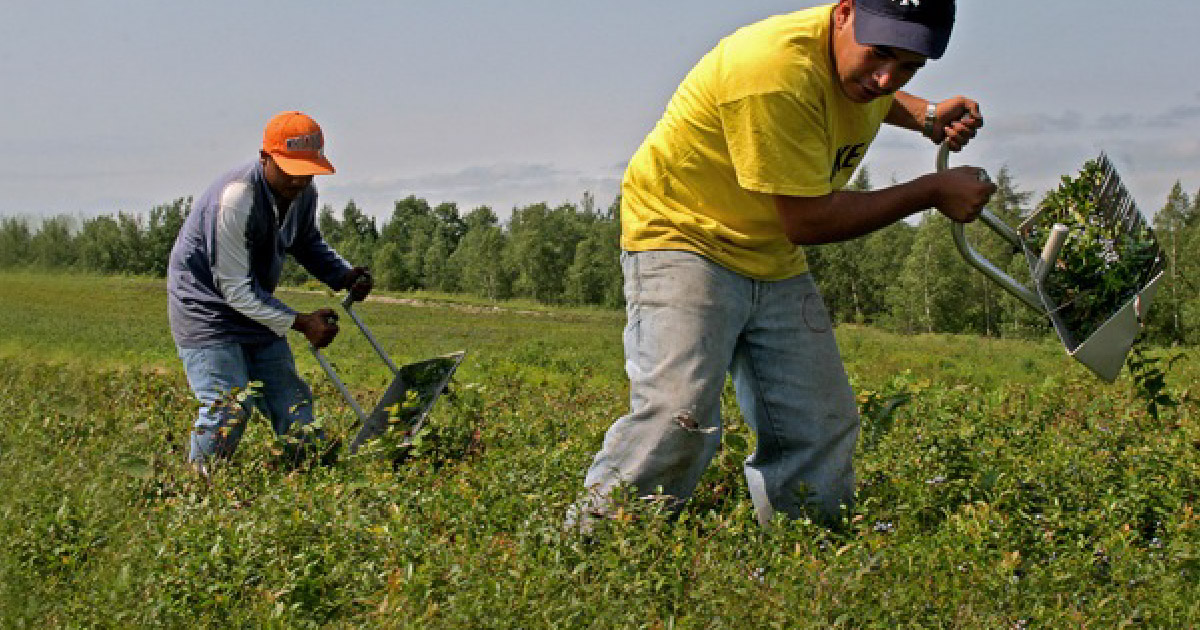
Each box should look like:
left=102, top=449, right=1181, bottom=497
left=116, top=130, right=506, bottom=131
left=621, top=4, right=893, bottom=280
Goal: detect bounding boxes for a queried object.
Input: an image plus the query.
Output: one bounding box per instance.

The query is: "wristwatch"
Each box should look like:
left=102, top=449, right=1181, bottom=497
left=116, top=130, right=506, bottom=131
left=923, top=101, right=939, bottom=139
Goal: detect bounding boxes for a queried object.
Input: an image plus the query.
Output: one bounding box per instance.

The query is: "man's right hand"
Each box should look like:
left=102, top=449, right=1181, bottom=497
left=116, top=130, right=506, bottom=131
left=292, top=308, right=340, bottom=348
left=929, top=167, right=997, bottom=224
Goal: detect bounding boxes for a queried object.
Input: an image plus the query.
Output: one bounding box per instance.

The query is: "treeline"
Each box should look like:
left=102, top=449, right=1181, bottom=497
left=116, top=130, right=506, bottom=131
left=2, top=169, right=1198, bottom=344
left=0, top=200, right=187, bottom=278
left=0, top=192, right=623, bottom=308
left=305, top=191, right=622, bottom=307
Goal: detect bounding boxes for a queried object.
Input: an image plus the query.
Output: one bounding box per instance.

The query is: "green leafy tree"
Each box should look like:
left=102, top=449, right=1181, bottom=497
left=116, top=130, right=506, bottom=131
left=318, top=204, right=342, bottom=244
left=1179, top=217, right=1200, bottom=344
left=0, top=217, right=32, bottom=267
left=371, top=241, right=408, bottom=292
left=1149, top=181, right=1192, bottom=343
left=76, top=215, right=125, bottom=273
left=116, top=212, right=151, bottom=275
left=421, top=202, right=466, bottom=292
left=856, top=221, right=915, bottom=323
left=433, top=202, right=467, bottom=249
left=378, top=196, right=438, bottom=290
left=450, top=207, right=511, bottom=300
left=463, top=205, right=500, bottom=233
left=334, top=200, right=378, bottom=270
left=506, top=202, right=588, bottom=303
left=565, top=196, right=622, bottom=307
left=423, top=226, right=456, bottom=292
left=144, top=198, right=189, bottom=277
left=886, top=210, right=975, bottom=333
left=405, top=229, right=432, bottom=290
left=29, top=215, right=77, bottom=268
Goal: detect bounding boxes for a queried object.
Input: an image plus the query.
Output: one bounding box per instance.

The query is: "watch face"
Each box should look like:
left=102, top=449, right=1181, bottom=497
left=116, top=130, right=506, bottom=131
left=924, top=102, right=938, bottom=136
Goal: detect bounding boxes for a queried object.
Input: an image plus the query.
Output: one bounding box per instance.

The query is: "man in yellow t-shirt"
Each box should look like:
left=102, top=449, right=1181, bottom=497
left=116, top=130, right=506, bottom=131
left=573, top=0, right=996, bottom=529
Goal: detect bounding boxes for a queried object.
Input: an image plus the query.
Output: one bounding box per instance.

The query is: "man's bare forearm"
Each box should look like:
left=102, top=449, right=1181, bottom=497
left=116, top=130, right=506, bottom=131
left=885, top=90, right=930, bottom=133
left=774, top=176, right=940, bottom=245
left=776, top=163, right=996, bottom=246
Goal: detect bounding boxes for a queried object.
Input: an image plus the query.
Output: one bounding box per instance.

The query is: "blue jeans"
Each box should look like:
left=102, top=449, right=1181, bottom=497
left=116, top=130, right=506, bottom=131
left=177, top=338, right=320, bottom=463
left=578, top=250, right=860, bottom=526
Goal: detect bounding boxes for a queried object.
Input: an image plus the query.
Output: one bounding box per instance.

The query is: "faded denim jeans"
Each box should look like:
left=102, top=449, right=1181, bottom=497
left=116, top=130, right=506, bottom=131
left=178, top=337, right=321, bottom=463
left=576, top=250, right=860, bottom=527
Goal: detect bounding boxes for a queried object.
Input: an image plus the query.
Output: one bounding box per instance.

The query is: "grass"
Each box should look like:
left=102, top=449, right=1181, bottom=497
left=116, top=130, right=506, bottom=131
left=1, top=270, right=1197, bottom=628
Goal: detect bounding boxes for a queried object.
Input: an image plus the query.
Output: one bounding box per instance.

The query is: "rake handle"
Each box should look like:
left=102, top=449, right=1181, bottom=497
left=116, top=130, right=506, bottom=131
left=937, top=143, right=1047, bottom=314
left=309, top=344, right=368, bottom=425
left=339, top=295, right=400, bottom=375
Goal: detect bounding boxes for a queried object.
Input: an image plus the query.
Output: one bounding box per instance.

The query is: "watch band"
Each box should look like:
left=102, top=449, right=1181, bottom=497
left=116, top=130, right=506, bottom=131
left=923, top=101, right=939, bottom=138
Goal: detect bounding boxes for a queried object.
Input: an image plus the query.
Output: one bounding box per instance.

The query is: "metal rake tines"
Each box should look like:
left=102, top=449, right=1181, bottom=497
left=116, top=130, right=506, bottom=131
left=1089, top=152, right=1165, bottom=284
left=1093, top=153, right=1144, bottom=234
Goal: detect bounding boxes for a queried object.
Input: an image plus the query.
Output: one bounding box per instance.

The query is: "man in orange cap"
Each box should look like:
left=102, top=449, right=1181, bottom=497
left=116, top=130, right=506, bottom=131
left=167, top=111, right=372, bottom=468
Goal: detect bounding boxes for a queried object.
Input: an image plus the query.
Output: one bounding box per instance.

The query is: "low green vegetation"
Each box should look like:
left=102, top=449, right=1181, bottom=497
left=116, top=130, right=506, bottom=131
left=1, top=271, right=1197, bottom=628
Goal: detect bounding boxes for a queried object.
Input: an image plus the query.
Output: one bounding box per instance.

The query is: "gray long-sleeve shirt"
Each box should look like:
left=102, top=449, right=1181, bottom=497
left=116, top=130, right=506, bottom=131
left=167, top=161, right=351, bottom=348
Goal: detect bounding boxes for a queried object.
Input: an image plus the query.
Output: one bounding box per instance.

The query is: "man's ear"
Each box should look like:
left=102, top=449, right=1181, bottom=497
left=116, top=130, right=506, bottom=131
left=834, top=0, right=854, bottom=29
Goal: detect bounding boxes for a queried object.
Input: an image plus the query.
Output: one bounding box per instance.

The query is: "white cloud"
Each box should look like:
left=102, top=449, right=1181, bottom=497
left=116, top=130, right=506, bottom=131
left=976, top=102, right=1200, bottom=137
left=1144, top=104, right=1200, bottom=128
left=988, top=112, right=1085, bottom=137
left=1095, top=113, right=1136, bottom=129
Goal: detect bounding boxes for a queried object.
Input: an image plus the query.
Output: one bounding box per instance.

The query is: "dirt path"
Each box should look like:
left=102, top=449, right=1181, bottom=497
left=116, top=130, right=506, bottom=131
left=364, top=294, right=547, bottom=316
left=284, top=287, right=551, bottom=317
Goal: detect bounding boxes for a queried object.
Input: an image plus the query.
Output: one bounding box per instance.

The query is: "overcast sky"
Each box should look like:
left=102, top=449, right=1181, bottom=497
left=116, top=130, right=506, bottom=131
left=3, top=1, right=1198, bottom=224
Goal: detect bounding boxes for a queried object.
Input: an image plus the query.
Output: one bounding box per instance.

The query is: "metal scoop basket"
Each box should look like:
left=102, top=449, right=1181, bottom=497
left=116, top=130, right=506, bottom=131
left=310, top=292, right=466, bottom=454
left=939, top=145, right=1166, bottom=382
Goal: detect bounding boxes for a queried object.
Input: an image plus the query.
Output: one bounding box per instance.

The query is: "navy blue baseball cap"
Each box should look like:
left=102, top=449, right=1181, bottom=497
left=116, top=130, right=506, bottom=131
left=854, top=0, right=956, bottom=60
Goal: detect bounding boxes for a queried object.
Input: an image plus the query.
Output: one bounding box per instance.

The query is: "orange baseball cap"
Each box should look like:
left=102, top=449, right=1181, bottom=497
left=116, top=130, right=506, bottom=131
left=262, top=111, right=335, bottom=176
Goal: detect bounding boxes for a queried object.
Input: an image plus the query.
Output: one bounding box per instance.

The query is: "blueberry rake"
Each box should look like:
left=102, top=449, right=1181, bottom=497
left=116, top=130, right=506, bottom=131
left=309, top=291, right=466, bottom=454
left=939, top=145, right=1165, bottom=382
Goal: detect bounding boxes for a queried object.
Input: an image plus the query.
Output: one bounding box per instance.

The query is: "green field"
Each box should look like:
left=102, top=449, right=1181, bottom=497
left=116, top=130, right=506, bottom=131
left=1, top=270, right=1197, bottom=628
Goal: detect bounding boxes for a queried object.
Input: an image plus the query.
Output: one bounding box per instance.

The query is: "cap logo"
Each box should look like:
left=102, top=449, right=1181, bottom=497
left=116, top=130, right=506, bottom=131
left=285, top=133, right=323, bottom=153
left=894, top=0, right=920, bottom=6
